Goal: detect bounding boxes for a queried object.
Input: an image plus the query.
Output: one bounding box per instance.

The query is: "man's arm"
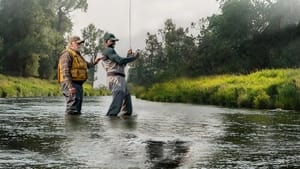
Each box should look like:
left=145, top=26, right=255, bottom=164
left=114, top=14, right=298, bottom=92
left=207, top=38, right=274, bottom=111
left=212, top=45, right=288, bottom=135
left=104, top=48, right=137, bottom=65
left=60, top=52, right=73, bottom=88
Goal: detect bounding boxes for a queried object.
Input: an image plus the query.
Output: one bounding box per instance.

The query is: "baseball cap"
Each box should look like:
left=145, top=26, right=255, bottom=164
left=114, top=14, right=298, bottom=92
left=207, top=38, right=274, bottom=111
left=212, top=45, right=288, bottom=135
left=103, top=33, right=119, bottom=41
left=69, top=36, right=85, bottom=44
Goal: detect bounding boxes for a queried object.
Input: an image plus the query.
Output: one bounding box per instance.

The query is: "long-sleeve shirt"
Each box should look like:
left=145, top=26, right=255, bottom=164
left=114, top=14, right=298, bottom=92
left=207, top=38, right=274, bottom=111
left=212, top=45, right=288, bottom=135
left=101, top=47, right=136, bottom=75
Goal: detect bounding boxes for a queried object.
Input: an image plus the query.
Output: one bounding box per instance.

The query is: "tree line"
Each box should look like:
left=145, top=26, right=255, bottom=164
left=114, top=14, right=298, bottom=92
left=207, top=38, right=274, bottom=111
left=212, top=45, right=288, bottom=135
left=0, top=0, right=300, bottom=88
left=128, top=0, right=300, bottom=86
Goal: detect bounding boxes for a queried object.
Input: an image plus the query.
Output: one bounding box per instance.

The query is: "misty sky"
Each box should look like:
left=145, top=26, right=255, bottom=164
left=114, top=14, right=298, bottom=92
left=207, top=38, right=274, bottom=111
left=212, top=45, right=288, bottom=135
left=71, top=0, right=220, bottom=86
left=72, top=0, right=220, bottom=55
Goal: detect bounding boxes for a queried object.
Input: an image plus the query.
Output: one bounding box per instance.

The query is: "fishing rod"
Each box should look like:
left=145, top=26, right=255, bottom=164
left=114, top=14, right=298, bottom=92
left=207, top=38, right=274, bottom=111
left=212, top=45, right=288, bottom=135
left=129, top=0, right=132, bottom=49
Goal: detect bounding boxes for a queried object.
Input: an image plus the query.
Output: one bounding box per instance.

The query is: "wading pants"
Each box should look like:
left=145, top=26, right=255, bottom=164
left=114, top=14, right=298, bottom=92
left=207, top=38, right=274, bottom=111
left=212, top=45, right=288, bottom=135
left=61, top=82, right=83, bottom=115
left=106, top=75, right=132, bottom=116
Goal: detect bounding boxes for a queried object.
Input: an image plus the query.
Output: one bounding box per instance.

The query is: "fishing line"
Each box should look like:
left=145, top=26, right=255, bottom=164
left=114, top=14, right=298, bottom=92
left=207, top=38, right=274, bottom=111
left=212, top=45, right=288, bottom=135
left=129, top=0, right=132, bottom=49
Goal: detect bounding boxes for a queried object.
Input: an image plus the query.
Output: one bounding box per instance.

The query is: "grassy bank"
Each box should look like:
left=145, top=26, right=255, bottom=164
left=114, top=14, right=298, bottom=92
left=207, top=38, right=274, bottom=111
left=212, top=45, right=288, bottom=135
left=134, top=69, right=300, bottom=110
left=0, top=74, right=110, bottom=98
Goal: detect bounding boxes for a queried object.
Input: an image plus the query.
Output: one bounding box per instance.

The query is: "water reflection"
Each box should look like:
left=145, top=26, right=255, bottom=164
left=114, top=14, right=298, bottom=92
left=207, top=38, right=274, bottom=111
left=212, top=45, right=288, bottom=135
left=144, top=140, right=190, bottom=169
left=65, top=115, right=90, bottom=131
left=107, top=116, right=138, bottom=130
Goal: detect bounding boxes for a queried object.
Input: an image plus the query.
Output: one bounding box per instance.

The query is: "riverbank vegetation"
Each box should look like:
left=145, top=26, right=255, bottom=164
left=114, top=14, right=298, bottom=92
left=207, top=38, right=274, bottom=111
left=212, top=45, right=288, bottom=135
left=134, top=69, right=300, bottom=110
left=0, top=74, right=109, bottom=98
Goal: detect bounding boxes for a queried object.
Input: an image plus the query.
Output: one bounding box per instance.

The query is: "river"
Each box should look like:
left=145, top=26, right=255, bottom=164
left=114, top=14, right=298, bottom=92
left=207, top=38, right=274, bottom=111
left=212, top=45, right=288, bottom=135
left=0, top=96, right=299, bottom=169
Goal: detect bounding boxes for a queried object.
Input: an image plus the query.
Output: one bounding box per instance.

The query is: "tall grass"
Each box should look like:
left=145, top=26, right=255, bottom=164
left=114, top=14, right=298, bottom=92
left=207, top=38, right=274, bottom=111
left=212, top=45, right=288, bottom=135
left=0, top=74, right=109, bottom=98
left=135, top=69, right=300, bottom=110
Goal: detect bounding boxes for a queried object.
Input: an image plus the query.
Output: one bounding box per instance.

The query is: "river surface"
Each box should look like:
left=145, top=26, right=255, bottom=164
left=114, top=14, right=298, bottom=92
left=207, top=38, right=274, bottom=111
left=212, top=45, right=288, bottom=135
left=0, top=96, right=299, bottom=169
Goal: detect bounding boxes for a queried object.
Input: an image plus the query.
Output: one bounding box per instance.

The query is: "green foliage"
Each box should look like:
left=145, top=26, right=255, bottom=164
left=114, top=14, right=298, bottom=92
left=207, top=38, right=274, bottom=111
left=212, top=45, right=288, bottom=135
left=253, top=90, right=271, bottom=109
left=0, top=0, right=87, bottom=78
left=275, top=81, right=300, bottom=110
left=81, top=24, right=105, bottom=86
left=24, top=54, right=40, bottom=77
left=39, top=57, right=57, bottom=80
left=209, top=0, right=255, bottom=43
left=83, top=84, right=110, bottom=96
left=136, top=69, right=300, bottom=110
left=128, top=33, right=165, bottom=86
left=81, top=24, right=104, bottom=56
left=128, top=19, right=198, bottom=86
left=0, top=74, right=109, bottom=98
left=0, top=74, right=60, bottom=97
left=54, top=0, right=88, bottom=33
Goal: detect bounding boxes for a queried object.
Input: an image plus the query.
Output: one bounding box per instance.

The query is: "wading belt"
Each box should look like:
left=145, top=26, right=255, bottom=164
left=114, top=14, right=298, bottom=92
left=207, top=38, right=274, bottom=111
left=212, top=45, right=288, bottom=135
left=107, top=72, right=125, bottom=77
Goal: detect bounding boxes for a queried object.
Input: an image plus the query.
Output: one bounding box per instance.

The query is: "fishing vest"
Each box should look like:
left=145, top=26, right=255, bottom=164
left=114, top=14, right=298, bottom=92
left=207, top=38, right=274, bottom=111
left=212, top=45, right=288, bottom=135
left=57, top=48, right=88, bottom=83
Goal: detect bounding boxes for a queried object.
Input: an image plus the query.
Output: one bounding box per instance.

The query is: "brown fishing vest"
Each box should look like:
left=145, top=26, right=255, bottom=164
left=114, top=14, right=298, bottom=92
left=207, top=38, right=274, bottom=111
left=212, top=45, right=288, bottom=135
left=57, top=48, right=88, bottom=83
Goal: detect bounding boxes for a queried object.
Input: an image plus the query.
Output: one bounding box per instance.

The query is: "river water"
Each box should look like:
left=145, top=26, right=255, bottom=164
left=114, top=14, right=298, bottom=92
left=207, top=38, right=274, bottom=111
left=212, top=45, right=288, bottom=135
left=0, top=96, right=299, bottom=169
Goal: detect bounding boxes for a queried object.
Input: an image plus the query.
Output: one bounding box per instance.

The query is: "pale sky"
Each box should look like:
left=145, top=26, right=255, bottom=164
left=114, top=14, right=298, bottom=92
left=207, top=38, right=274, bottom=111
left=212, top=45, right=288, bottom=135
left=71, top=0, right=220, bottom=87
left=72, top=0, right=219, bottom=54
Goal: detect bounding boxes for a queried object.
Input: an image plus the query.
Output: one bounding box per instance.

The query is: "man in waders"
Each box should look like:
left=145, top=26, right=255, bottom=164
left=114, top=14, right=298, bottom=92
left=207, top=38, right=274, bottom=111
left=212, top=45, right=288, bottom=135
left=57, top=36, right=102, bottom=115
left=101, top=33, right=140, bottom=117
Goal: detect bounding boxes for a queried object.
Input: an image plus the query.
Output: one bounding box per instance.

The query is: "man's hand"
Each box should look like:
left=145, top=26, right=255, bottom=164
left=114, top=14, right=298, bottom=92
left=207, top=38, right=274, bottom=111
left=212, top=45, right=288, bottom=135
left=127, top=49, right=133, bottom=57
left=127, top=49, right=140, bottom=58
left=94, top=56, right=103, bottom=65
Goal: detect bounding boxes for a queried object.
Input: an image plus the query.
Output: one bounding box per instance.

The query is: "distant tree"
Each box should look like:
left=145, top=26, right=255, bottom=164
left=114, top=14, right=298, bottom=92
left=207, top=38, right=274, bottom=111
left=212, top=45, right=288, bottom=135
left=0, top=0, right=57, bottom=76
left=194, top=0, right=300, bottom=74
left=143, top=33, right=165, bottom=82
left=81, top=24, right=104, bottom=86
left=268, top=0, right=300, bottom=30
left=0, top=0, right=88, bottom=78
left=54, top=0, right=88, bottom=34
left=128, top=32, right=165, bottom=86
left=159, top=19, right=197, bottom=79
left=193, top=0, right=276, bottom=74
left=129, top=19, right=197, bottom=85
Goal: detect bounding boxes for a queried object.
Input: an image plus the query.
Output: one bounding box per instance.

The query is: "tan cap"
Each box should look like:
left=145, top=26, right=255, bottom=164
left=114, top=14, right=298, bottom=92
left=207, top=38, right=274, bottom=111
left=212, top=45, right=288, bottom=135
left=69, top=36, right=85, bottom=44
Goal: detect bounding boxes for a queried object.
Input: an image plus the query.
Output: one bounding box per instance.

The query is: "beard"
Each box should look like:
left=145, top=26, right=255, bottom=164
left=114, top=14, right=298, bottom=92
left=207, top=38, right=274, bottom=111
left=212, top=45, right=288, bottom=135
left=74, top=46, right=83, bottom=52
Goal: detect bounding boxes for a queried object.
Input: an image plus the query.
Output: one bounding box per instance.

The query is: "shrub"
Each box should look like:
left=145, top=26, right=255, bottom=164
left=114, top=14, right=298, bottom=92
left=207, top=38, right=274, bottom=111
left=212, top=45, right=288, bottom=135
left=0, top=74, right=108, bottom=98
left=135, top=68, right=300, bottom=110
left=253, top=90, right=271, bottom=109
left=276, top=82, right=300, bottom=110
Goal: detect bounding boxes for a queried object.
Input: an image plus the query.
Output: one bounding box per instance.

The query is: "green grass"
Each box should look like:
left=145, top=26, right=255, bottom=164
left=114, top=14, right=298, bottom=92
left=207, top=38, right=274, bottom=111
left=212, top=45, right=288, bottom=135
left=134, top=69, right=300, bottom=110
left=0, top=74, right=110, bottom=98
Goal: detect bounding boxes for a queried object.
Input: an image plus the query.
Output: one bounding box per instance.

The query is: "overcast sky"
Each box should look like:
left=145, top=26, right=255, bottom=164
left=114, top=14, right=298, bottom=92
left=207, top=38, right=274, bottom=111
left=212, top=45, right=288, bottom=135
left=71, top=0, right=220, bottom=87
left=72, top=0, right=220, bottom=55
